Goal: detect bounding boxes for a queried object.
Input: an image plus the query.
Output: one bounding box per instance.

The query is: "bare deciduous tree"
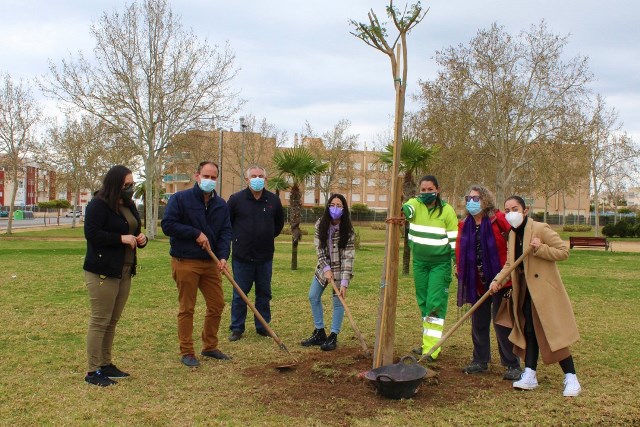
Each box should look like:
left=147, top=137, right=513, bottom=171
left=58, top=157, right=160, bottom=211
left=582, top=95, right=640, bottom=235
left=416, top=21, right=592, bottom=206
left=350, top=1, right=428, bottom=367
left=0, top=73, right=42, bottom=235
left=305, top=119, right=359, bottom=204
left=42, top=0, right=241, bottom=238
left=46, top=115, right=138, bottom=227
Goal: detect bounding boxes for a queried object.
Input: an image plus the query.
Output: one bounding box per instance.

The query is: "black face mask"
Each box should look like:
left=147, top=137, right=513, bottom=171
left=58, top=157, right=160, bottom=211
left=121, top=186, right=134, bottom=203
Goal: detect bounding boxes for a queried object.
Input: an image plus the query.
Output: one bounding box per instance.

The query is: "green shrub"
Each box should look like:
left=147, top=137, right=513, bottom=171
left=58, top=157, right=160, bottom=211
left=351, top=203, right=370, bottom=215
left=354, top=228, right=361, bottom=250
left=615, top=220, right=634, bottom=238
left=531, top=212, right=544, bottom=221
left=563, top=225, right=593, bottom=232
left=602, top=223, right=616, bottom=237
left=370, top=222, right=387, bottom=230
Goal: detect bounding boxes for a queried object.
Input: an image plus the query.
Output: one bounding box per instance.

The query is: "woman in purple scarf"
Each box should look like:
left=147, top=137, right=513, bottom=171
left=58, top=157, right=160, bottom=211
left=455, top=185, right=521, bottom=380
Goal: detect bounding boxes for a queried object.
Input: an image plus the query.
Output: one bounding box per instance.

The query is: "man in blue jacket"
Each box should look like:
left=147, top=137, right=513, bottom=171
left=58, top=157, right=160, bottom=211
left=161, top=161, right=233, bottom=367
left=227, top=165, right=284, bottom=341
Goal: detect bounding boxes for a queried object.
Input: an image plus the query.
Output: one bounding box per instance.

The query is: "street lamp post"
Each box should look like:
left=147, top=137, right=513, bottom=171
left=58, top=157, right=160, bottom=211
left=577, top=185, right=581, bottom=225
left=217, top=127, right=223, bottom=197
left=239, top=116, right=247, bottom=191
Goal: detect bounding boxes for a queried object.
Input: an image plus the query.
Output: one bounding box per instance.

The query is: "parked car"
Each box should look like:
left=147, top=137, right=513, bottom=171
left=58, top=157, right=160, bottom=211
left=65, top=210, right=82, bottom=218
left=0, top=210, right=8, bottom=218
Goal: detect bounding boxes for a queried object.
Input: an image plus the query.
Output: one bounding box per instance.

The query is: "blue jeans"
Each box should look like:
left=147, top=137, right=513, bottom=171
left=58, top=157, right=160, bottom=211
left=229, top=259, right=273, bottom=334
left=308, top=277, right=345, bottom=334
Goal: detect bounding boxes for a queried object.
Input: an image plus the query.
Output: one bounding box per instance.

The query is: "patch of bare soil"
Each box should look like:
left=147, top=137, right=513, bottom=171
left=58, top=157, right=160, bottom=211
left=243, top=346, right=511, bottom=426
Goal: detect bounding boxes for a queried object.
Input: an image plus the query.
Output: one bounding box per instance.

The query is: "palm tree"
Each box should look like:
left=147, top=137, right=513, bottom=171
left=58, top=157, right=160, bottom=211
left=377, top=136, right=436, bottom=275
left=266, top=176, right=290, bottom=197
left=273, top=147, right=328, bottom=270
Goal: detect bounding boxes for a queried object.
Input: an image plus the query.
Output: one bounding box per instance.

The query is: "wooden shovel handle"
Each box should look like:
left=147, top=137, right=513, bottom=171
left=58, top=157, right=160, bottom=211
left=329, top=278, right=370, bottom=355
left=420, top=245, right=533, bottom=361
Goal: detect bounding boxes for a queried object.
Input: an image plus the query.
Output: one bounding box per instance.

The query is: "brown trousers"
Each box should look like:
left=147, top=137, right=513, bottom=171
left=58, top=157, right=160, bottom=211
left=85, top=265, right=132, bottom=372
left=171, top=257, right=224, bottom=356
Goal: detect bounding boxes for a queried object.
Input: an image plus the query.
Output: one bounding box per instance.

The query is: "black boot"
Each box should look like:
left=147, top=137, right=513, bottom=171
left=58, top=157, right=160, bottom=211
left=320, top=332, right=338, bottom=351
left=301, top=328, right=327, bottom=346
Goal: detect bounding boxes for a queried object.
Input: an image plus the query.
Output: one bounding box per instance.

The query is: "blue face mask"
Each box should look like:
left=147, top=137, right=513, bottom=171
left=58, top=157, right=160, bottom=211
left=466, top=200, right=482, bottom=216
left=249, top=177, right=265, bottom=192
left=199, top=178, right=216, bottom=193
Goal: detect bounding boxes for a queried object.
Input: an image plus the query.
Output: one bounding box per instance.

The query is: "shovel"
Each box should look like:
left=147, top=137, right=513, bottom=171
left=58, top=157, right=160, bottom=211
left=419, top=246, right=533, bottom=363
left=206, top=248, right=298, bottom=369
left=328, top=278, right=371, bottom=358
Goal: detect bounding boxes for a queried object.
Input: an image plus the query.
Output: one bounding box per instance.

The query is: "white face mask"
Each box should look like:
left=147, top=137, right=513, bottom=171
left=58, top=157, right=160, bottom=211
left=505, top=211, right=524, bottom=228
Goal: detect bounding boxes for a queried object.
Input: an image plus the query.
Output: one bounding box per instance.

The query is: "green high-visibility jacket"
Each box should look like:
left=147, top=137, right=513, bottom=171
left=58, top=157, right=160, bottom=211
left=402, top=198, right=458, bottom=263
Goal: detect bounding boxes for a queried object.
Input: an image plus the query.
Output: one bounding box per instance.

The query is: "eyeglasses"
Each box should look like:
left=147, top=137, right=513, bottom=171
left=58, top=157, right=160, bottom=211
left=465, top=195, right=481, bottom=202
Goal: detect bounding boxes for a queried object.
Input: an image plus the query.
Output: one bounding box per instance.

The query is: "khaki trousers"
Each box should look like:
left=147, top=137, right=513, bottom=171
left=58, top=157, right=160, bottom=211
left=172, top=257, right=224, bottom=356
left=85, top=265, right=132, bottom=372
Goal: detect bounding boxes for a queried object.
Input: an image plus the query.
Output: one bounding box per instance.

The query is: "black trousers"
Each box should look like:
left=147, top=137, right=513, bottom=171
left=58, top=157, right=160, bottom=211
left=523, top=290, right=575, bottom=374
left=471, top=287, right=520, bottom=367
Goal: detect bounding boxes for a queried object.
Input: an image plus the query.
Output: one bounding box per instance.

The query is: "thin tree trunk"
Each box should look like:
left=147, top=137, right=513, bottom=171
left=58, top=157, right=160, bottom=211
left=402, top=227, right=410, bottom=275
left=290, top=185, right=301, bottom=270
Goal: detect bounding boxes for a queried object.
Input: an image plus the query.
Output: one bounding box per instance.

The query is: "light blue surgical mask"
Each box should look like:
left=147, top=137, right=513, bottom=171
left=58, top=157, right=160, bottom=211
left=466, top=200, right=482, bottom=216
left=249, top=177, right=265, bottom=192
left=199, top=178, right=216, bottom=193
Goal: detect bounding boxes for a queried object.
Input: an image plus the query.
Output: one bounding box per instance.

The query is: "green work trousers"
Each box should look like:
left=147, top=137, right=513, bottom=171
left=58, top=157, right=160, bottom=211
left=413, top=258, right=452, bottom=359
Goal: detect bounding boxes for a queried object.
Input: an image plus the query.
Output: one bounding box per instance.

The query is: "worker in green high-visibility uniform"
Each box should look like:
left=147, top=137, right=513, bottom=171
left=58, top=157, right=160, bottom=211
left=402, top=175, right=458, bottom=360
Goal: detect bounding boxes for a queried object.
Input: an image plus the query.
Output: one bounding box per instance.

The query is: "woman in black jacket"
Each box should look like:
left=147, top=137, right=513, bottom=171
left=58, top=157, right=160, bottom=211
left=83, top=165, right=147, bottom=387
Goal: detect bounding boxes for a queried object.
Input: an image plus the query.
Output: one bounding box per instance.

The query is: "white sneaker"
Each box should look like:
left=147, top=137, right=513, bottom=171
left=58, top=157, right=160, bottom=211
left=563, top=373, right=581, bottom=397
left=513, top=367, right=538, bottom=390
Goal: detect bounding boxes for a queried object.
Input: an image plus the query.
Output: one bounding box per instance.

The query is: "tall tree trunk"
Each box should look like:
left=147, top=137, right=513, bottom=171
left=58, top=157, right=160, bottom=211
left=402, top=227, right=411, bottom=275
left=6, top=167, right=19, bottom=235
left=290, top=184, right=301, bottom=270
left=401, top=173, right=414, bottom=275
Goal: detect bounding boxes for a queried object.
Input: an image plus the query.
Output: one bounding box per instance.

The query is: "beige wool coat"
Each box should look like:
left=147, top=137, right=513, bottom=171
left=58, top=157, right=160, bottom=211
left=494, top=219, right=579, bottom=363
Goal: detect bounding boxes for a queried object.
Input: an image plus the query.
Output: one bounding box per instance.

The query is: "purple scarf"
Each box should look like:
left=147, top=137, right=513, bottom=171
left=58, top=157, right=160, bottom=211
left=457, top=215, right=502, bottom=306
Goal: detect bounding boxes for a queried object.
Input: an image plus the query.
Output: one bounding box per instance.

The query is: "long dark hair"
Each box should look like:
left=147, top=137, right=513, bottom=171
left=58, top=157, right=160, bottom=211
left=96, top=165, right=132, bottom=211
left=505, top=195, right=527, bottom=210
left=318, top=193, right=354, bottom=249
left=420, top=175, right=444, bottom=217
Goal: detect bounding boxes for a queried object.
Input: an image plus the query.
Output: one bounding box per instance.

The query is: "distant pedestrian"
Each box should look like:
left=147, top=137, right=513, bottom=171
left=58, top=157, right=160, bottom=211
left=301, top=194, right=355, bottom=351
left=161, top=161, right=233, bottom=367
left=83, top=165, right=147, bottom=387
left=227, top=165, right=284, bottom=341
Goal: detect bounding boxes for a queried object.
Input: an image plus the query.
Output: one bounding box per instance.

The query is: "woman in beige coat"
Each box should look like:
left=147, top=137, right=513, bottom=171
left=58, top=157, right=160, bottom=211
left=489, top=195, right=582, bottom=397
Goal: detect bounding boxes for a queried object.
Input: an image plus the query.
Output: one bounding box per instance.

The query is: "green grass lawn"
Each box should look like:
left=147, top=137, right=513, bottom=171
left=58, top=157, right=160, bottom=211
left=1, top=227, right=639, bottom=426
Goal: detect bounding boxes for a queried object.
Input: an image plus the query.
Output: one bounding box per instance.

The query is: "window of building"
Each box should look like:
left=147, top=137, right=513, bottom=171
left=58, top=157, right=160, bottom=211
left=338, top=178, right=347, bottom=185
left=379, top=194, right=387, bottom=202
left=354, top=162, right=361, bottom=170
left=352, top=178, right=361, bottom=185
left=367, top=162, right=376, bottom=171
left=367, top=194, right=376, bottom=202
left=352, top=193, right=361, bottom=202
left=284, top=192, right=290, bottom=200
left=367, top=179, right=376, bottom=187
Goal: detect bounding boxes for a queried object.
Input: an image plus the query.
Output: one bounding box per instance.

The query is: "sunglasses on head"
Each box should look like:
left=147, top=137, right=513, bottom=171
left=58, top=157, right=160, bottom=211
left=465, top=195, right=481, bottom=202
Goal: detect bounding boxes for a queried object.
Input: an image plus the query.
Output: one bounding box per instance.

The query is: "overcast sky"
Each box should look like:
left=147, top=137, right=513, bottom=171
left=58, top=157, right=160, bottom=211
left=1, top=0, right=638, bottom=147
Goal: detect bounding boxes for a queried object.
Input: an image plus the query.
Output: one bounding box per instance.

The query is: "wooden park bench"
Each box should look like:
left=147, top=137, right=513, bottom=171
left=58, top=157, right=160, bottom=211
left=569, top=236, right=610, bottom=251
